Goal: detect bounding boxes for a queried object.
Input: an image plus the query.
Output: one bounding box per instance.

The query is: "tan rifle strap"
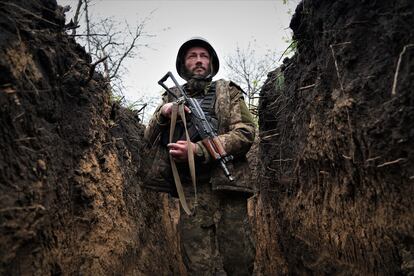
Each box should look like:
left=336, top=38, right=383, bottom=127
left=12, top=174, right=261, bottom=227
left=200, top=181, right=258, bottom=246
left=169, top=102, right=197, bottom=215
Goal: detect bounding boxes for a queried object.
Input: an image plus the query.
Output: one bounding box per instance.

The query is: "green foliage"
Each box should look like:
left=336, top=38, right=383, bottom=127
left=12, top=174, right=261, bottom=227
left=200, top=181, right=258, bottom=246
left=275, top=73, right=285, bottom=91
left=252, top=113, right=259, bottom=127
left=126, top=100, right=144, bottom=111
left=110, top=93, right=140, bottom=112
left=280, top=34, right=298, bottom=60
left=285, top=39, right=297, bottom=56
left=110, top=93, right=124, bottom=105
left=110, top=92, right=159, bottom=123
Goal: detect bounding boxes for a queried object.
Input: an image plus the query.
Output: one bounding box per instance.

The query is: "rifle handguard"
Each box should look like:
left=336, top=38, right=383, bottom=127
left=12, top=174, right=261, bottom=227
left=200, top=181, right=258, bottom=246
left=202, top=138, right=221, bottom=160
left=212, top=137, right=226, bottom=156
left=202, top=138, right=234, bottom=182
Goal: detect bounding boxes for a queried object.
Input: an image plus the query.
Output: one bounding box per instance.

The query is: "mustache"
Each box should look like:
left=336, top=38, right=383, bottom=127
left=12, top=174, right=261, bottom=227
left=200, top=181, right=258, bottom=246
left=194, top=65, right=206, bottom=70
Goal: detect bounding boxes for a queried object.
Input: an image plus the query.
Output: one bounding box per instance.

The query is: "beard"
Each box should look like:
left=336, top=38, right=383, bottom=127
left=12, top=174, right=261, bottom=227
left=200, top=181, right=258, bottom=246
left=185, top=66, right=212, bottom=93
left=186, top=77, right=211, bottom=93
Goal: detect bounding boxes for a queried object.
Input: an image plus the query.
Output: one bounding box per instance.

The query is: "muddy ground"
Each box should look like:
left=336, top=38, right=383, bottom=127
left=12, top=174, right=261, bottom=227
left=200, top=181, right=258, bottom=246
left=0, top=0, right=413, bottom=275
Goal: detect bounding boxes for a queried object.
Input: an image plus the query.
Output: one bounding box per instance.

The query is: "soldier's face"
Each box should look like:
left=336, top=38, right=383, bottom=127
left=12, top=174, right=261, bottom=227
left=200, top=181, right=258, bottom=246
left=184, top=47, right=211, bottom=77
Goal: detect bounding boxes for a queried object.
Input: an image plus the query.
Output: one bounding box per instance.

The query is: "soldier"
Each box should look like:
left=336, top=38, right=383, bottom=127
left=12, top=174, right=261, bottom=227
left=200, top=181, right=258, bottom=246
left=144, top=37, right=256, bottom=275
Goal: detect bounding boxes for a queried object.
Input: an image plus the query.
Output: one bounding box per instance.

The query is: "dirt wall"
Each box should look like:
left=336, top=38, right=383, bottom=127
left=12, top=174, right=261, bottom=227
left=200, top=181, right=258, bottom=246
left=0, top=1, right=183, bottom=275
left=2, top=0, right=414, bottom=275
left=254, top=0, right=414, bottom=274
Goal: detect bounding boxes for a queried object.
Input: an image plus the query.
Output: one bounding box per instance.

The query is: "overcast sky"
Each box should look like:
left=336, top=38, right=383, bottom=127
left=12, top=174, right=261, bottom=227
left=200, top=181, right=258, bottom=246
left=58, top=0, right=299, bottom=118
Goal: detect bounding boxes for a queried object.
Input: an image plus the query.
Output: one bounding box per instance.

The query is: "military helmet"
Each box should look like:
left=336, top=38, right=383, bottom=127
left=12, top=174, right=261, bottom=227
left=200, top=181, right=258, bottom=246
left=176, top=37, right=220, bottom=80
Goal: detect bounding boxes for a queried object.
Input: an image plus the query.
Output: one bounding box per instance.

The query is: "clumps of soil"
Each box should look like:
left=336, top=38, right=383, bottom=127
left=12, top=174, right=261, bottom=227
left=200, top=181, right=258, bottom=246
left=0, top=0, right=183, bottom=274
left=2, top=0, right=413, bottom=274
left=254, top=0, right=414, bottom=274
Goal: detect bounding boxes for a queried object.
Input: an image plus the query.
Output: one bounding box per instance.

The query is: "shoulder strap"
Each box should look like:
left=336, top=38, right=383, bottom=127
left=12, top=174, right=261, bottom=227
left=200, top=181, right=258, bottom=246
left=169, top=102, right=197, bottom=215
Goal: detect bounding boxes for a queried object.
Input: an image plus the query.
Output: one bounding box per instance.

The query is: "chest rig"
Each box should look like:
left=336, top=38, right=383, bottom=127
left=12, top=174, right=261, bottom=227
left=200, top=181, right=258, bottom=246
left=162, top=82, right=218, bottom=145
left=192, top=82, right=218, bottom=134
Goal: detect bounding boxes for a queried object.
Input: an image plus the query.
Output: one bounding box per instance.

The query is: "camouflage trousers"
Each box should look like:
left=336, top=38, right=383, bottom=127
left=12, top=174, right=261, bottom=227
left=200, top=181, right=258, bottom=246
left=179, top=182, right=255, bottom=276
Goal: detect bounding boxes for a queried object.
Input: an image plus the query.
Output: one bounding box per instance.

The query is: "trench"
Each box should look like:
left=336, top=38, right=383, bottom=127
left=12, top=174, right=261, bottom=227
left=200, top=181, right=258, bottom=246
left=1, top=0, right=413, bottom=275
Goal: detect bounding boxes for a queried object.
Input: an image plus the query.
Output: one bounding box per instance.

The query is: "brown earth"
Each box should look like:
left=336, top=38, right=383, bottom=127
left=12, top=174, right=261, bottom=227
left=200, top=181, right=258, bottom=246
left=0, top=1, right=184, bottom=275
left=1, top=0, right=413, bottom=275
left=254, top=0, right=414, bottom=274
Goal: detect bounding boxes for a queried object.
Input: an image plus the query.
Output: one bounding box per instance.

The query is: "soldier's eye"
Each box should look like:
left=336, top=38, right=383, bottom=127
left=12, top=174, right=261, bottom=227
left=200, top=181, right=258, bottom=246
left=187, top=53, right=196, bottom=59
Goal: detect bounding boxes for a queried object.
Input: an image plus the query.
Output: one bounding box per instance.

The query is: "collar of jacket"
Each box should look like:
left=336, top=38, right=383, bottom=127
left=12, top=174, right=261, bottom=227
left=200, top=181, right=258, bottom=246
left=183, top=81, right=212, bottom=97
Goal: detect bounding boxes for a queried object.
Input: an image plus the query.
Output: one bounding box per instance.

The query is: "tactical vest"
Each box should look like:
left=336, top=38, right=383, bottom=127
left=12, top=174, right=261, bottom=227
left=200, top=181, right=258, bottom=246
left=155, top=79, right=256, bottom=195
left=161, top=82, right=218, bottom=145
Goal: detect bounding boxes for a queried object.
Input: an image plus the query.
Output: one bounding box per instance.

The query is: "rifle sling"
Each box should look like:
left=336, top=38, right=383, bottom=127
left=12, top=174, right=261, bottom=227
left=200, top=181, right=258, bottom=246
left=169, top=102, right=197, bottom=215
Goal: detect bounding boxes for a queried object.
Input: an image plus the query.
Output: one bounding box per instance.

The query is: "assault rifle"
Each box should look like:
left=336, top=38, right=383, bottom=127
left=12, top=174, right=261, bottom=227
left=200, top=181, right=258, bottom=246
left=158, top=71, right=234, bottom=181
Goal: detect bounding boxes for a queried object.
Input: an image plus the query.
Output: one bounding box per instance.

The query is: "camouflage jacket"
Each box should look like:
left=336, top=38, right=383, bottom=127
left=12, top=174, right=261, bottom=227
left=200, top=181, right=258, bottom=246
left=144, top=79, right=256, bottom=194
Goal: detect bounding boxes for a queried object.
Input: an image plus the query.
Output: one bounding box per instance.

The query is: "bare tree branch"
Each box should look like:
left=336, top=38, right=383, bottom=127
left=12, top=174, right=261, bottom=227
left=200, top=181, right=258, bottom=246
left=82, top=55, right=109, bottom=85
left=225, top=42, right=278, bottom=113
left=72, top=33, right=107, bottom=37
left=84, top=0, right=91, bottom=53
left=136, top=103, right=148, bottom=113
left=67, top=1, right=158, bottom=112
left=71, top=0, right=83, bottom=35
left=109, top=21, right=144, bottom=79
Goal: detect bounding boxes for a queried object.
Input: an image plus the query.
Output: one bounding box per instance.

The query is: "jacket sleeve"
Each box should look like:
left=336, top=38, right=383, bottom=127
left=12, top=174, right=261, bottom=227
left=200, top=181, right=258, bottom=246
left=197, top=82, right=256, bottom=162
left=144, top=95, right=169, bottom=146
